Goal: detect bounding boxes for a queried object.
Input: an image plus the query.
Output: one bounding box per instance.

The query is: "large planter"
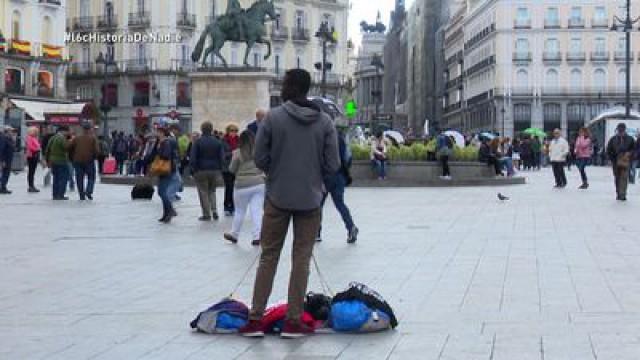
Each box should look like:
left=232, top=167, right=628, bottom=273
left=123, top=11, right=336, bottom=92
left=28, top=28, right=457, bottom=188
left=351, top=160, right=525, bottom=187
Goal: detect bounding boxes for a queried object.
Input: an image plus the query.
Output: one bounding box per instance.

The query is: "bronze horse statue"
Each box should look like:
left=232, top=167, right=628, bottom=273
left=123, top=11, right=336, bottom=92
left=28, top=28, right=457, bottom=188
left=192, top=0, right=278, bottom=67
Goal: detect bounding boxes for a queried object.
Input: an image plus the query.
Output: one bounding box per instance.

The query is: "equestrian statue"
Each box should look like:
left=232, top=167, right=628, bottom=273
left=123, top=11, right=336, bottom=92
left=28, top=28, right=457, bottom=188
left=191, top=0, right=278, bottom=68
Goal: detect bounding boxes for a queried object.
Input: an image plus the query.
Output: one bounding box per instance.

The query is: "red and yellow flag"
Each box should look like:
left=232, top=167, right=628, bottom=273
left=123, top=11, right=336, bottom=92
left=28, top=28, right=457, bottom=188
left=43, top=44, right=63, bottom=59
left=10, top=39, right=31, bottom=55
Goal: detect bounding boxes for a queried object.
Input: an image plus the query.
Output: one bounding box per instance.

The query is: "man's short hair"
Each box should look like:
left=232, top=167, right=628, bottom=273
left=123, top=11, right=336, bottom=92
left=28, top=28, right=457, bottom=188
left=201, top=121, right=213, bottom=134
left=281, top=69, right=311, bottom=102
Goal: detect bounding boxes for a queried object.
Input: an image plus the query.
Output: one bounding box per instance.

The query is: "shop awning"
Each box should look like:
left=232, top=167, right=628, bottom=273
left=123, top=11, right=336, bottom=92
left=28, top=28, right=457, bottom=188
left=9, top=99, right=89, bottom=122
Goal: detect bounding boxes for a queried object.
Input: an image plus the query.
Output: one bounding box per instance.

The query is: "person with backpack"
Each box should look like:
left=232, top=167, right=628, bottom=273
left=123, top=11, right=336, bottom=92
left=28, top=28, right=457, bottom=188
left=436, top=133, right=454, bottom=180
left=111, top=132, right=128, bottom=175
left=239, top=69, right=340, bottom=338
left=45, top=126, right=71, bottom=200
left=0, top=126, right=16, bottom=194
left=318, top=120, right=359, bottom=243
left=223, top=130, right=265, bottom=246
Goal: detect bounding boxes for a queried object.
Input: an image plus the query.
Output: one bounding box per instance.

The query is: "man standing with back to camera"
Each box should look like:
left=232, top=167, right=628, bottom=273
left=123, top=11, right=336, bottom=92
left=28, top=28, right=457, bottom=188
left=239, top=69, right=340, bottom=339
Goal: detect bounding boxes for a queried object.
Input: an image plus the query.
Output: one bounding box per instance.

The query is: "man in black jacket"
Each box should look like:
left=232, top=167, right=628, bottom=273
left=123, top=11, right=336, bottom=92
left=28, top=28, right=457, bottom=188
left=607, top=123, right=636, bottom=201
left=0, top=127, right=16, bottom=194
left=190, top=121, right=226, bottom=221
left=607, top=123, right=635, bottom=201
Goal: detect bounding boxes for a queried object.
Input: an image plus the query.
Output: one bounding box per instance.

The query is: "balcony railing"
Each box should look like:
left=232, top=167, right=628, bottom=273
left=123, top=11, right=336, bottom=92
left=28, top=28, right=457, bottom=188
left=122, top=59, right=156, bottom=73
left=513, top=19, right=531, bottom=29
left=591, top=18, right=608, bottom=28
left=291, top=27, right=310, bottom=42
left=566, top=51, right=586, bottom=62
left=444, top=102, right=462, bottom=113
left=39, top=0, right=61, bottom=5
left=271, top=26, right=289, bottom=41
left=568, top=18, right=585, bottom=28
left=590, top=51, right=610, bottom=62
left=176, top=97, right=192, bottom=107
left=96, top=15, right=118, bottom=30
left=71, top=16, right=94, bottom=32
left=177, top=13, right=197, bottom=29
left=544, top=19, right=561, bottom=28
left=171, top=59, right=197, bottom=72
left=312, top=72, right=344, bottom=86
left=512, top=87, right=534, bottom=96
left=512, top=51, right=532, bottom=62
left=543, top=51, right=562, bottom=62
left=129, top=12, right=151, bottom=28
left=615, top=50, right=633, bottom=62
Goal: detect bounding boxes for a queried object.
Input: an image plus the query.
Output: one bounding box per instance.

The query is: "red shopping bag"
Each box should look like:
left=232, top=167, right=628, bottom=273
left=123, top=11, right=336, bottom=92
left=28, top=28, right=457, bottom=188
left=103, top=157, right=117, bottom=175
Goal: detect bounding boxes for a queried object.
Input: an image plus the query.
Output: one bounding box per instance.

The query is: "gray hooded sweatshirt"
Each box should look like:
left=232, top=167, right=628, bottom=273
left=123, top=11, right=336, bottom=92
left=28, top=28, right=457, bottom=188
left=255, top=100, right=340, bottom=211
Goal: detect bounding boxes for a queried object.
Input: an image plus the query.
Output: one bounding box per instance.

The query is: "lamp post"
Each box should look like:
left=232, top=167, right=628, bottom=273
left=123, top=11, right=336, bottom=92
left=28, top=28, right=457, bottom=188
left=501, top=106, right=506, bottom=137
left=611, top=0, right=640, bottom=119
left=95, top=50, right=116, bottom=138
left=370, top=53, right=384, bottom=131
left=315, top=22, right=337, bottom=98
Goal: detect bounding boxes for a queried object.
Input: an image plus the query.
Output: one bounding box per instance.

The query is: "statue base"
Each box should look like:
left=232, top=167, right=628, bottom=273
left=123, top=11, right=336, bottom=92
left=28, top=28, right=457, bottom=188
left=190, top=70, right=274, bottom=133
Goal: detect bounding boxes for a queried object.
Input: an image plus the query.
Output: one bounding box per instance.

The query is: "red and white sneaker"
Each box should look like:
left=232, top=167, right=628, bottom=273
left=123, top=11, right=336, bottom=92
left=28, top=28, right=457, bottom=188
left=281, top=320, right=314, bottom=339
left=239, top=320, right=265, bottom=338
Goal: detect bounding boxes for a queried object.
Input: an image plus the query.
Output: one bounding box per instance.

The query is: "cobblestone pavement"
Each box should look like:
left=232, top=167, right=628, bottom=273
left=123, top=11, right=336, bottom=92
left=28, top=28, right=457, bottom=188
left=1, top=167, right=640, bottom=359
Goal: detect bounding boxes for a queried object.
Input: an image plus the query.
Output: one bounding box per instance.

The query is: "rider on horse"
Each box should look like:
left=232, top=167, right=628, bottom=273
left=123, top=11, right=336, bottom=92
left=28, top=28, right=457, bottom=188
left=226, top=0, right=246, bottom=40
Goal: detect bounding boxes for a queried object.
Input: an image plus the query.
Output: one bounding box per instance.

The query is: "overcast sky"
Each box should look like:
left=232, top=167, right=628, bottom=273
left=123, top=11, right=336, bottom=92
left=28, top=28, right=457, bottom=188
left=348, top=0, right=414, bottom=49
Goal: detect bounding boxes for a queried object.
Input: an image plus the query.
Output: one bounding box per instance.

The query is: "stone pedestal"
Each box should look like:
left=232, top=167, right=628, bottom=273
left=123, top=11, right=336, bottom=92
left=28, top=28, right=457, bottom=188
left=190, top=71, right=274, bottom=133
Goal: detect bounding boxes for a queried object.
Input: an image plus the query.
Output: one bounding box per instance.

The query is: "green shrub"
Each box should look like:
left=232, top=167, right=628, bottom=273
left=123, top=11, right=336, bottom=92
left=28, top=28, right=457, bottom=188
left=350, top=142, right=478, bottom=162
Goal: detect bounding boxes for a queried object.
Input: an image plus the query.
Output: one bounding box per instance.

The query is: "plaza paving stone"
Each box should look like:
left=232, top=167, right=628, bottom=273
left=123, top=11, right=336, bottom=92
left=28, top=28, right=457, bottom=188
left=1, top=167, right=640, bottom=359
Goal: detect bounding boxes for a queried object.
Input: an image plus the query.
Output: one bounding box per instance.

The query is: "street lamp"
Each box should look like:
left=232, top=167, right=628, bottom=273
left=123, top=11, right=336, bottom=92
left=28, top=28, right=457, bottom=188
left=315, top=21, right=337, bottom=98
left=370, top=53, right=384, bottom=132
left=611, top=0, right=640, bottom=118
left=96, top=50, right=116, bottom=138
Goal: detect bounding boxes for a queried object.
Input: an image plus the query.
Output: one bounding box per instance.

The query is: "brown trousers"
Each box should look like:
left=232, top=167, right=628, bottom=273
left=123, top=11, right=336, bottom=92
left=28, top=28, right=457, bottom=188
left=249, top=199, right=321, bottom=322
left=194, top=170, right=222, bottom=218
left=613, top=165, right=630, bottom=198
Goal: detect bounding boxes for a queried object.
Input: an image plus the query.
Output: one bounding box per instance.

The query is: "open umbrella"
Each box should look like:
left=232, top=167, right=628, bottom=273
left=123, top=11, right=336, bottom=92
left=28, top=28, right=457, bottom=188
left=523, top=128, right=546, bottom=139
left=384, top=130, right=405, bottom=145
left=443, top=130, right=465, bottom=147
left=479, top=132, right=496, bottom=141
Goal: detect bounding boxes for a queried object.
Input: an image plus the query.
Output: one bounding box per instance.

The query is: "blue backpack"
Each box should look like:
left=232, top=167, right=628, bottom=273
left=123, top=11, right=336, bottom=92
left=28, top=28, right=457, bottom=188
left=330, top=300, right=372, bottom=332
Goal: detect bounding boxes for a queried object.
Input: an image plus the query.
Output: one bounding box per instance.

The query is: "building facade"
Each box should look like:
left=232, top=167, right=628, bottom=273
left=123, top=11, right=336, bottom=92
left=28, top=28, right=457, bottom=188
left=406, top=0, right=449, bottom=135
left=382, top=0, right=409, bottom=130
left=65, top=0, right=349, bottom=134
left=443, top=0, right=640, bottom=139
left=1, top=0, right=68, bottom=102
left=353, top=29, right=385, bottom=127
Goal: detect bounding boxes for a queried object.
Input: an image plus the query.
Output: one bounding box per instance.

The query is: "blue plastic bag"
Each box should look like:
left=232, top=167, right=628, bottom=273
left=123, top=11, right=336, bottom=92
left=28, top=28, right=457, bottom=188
left=330, top=300, right=372, bottom=332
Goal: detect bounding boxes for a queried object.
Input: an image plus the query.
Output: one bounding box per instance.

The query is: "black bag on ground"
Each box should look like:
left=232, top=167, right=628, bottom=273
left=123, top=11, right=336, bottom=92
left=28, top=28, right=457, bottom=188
left=304, top=292, right=332, bottom=321
left=131, top=183, right=154, bottom=200
left=332, top=282, right=399, bottom=329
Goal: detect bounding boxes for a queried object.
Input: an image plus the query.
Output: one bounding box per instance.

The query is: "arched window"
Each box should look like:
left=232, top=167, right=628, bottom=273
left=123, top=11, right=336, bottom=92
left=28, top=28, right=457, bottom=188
left=133, top=81, right=149, bottom=106
left=12, top=10, right=21, bottom=40
left=5, top=68, right=25, bottom=94
left=516, top=69, right=528, bottom=88
left=570, top=69, right=582, bottom=89
left=593, top=68, right=607, bottom=90
left=42, top=16, right=52, bottom=44
left=618, top=68, right=628, bottom=89
left=545, top=69, right=559, bottom=89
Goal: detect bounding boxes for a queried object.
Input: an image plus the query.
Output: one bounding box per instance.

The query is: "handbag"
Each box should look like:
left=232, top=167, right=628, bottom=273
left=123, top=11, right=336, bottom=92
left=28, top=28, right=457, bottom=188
left=150, top=156, right=171, bottom=177
left=617, top=153, right=631, bottom=168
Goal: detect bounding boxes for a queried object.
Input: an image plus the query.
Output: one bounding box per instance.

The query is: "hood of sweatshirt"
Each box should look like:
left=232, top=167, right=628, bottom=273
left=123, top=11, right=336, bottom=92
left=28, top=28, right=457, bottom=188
left=282, top=99, right=323, bottom=125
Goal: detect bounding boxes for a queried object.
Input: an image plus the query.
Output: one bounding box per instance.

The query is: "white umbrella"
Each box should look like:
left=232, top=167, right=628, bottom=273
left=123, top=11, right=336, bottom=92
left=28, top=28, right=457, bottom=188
left=384, top=130, right=405, bottom=145
left=444, top=130, right=465, bottom=147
